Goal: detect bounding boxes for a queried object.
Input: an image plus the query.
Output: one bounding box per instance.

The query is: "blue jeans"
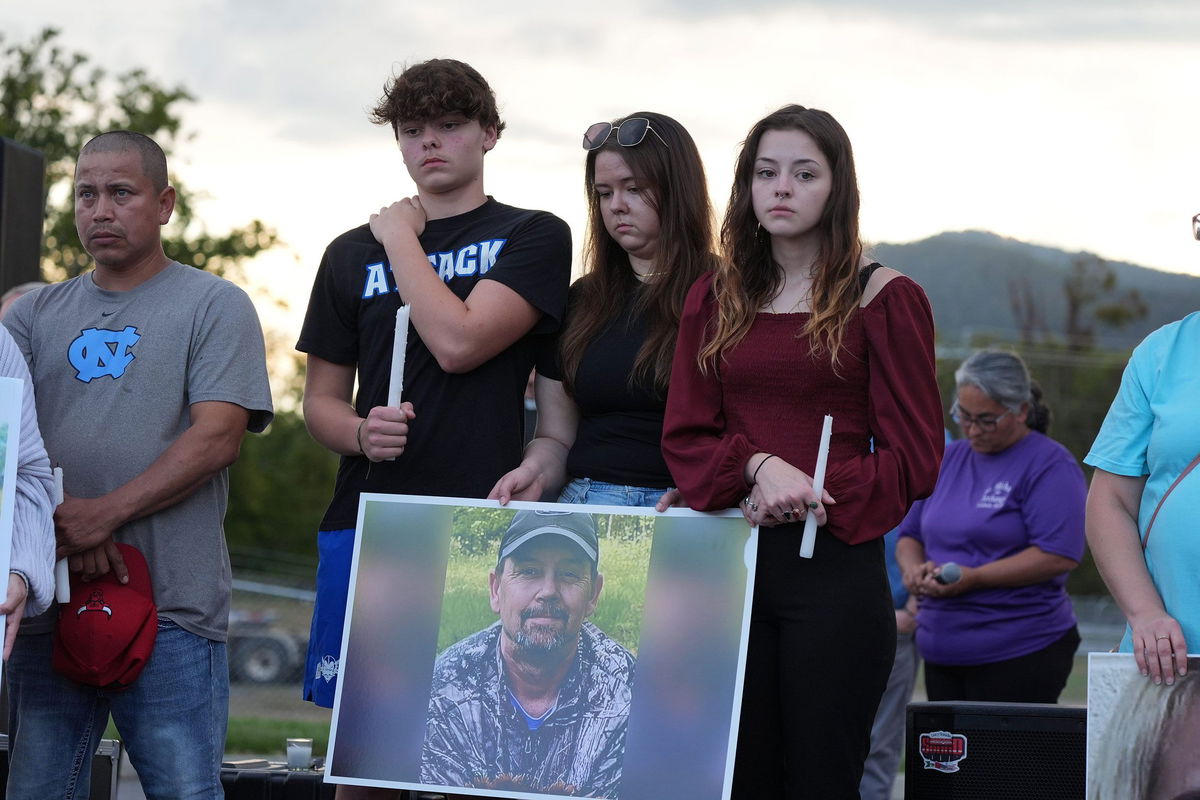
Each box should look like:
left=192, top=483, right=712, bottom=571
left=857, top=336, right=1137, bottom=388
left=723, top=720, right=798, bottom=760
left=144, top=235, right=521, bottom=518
left=558, top=477, right=669, bottom=508
left=6, top=619, right=229, bottom=800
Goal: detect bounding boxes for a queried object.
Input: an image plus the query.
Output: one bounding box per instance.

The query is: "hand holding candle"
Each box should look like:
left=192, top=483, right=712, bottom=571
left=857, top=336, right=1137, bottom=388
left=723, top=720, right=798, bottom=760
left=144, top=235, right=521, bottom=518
left=799, top=415, right=833, bottom=559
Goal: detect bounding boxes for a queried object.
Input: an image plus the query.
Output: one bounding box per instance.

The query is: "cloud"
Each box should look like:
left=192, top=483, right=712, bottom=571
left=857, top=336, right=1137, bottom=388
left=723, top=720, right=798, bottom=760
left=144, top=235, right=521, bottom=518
left=656, top=0, right=1200, bottom=42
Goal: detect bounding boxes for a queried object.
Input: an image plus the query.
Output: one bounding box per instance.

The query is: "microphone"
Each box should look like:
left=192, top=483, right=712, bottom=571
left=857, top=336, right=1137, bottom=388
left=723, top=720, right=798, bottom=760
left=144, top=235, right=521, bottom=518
left=934, top=562, right=962, bottom=585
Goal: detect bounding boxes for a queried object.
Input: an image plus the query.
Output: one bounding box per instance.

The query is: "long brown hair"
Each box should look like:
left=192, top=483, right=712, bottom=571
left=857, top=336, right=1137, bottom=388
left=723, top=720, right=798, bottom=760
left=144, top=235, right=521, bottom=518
left=699, top=104, right=863, bottom=372
left=560, top=111, right=717, bottom=396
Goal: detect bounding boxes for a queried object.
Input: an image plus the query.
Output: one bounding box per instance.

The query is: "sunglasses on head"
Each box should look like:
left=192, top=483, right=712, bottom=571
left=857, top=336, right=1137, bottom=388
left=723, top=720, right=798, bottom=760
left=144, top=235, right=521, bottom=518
left=582, top=118, right=669, bottom=151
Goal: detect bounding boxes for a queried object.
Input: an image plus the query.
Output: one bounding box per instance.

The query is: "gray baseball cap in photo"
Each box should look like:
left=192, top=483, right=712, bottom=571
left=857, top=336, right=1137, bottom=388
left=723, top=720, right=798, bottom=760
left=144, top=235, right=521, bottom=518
left=498, top=510, right=599, bottom=568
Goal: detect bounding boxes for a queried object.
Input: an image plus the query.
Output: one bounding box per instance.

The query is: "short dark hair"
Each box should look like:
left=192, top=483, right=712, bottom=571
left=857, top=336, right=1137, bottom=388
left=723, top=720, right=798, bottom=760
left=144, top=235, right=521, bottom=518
left=370, top=59, right=505, bottom=140
left=79, top=131, right=169, bottom=192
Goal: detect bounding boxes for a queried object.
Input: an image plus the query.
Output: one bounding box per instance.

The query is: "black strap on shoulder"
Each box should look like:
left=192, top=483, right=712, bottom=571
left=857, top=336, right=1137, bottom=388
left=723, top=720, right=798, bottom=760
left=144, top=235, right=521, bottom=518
left=858, top=262, right=883, bottom=291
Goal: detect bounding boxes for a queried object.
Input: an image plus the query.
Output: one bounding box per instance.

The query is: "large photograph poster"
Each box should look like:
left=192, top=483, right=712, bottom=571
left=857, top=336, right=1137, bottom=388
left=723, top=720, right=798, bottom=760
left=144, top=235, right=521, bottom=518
left=327, top=495, right=756, bottom=800
left=1087, top=652, right=1200, bottom=799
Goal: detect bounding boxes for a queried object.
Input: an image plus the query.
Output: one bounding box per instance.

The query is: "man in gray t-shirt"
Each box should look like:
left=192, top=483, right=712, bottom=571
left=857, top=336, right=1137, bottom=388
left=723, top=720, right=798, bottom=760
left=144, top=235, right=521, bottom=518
left=2, top=130, right=273, bottom=799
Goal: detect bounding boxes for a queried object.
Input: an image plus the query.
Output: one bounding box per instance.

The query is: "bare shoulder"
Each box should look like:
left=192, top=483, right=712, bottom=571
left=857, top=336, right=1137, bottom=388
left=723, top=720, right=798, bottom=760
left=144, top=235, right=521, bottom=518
left=859, top=265, right=906, bottom=307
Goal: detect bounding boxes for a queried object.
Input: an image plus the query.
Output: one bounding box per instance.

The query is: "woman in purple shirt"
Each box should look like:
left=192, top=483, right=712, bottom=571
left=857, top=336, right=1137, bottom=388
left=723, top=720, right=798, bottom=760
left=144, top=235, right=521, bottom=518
left=896, top=350, right=1086, bottom=702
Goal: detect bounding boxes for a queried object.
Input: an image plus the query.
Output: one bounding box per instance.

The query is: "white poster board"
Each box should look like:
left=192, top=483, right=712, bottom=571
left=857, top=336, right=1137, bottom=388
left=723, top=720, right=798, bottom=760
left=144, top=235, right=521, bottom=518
left=1087, top=651, right=1200, bottom=799
left=0, top=378, right=24, bottom=676
left=326, top=495, right=756, bottom=800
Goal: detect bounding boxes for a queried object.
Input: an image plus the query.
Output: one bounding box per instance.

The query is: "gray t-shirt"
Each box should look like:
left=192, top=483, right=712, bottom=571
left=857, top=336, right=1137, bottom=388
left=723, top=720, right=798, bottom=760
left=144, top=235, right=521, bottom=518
left=5, top=262, right=273, bottom=641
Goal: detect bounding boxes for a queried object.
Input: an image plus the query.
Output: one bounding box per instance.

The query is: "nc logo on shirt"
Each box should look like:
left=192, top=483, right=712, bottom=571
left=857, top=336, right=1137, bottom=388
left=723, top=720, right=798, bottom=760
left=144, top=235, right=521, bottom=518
left=68, top=326, right=141, bottom=383
left=977, top=480, right=1013, bottom=510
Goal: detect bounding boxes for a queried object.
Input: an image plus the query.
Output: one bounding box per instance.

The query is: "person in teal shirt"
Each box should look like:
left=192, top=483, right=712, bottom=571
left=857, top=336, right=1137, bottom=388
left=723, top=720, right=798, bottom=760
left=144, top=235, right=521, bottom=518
left=1086, top=309, right=1200, bottom=686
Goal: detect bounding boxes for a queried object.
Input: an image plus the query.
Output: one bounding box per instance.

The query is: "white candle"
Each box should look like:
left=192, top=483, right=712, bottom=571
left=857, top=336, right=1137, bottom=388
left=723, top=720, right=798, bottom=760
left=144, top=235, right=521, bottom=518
left=799, top=415, right=833, bottom=559
left=388, top=305, right=410, bottom=408
left=54, top=467, right=70, bottom=604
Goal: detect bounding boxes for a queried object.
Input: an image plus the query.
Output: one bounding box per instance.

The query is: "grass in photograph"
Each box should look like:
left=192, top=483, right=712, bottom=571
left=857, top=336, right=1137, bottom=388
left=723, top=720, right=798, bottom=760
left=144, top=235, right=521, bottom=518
left=437, top=509, right=654, bottom=654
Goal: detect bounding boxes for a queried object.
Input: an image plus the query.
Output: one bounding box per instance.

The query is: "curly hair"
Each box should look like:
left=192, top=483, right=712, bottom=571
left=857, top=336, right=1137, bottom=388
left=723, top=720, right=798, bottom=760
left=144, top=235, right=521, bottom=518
left=370, top=59, right=506, bottom=139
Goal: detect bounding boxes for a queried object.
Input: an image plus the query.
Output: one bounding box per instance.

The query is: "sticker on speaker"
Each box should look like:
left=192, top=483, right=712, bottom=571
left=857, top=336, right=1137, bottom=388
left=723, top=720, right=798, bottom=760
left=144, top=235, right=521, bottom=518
left=918, top=730, right=968, bottom=773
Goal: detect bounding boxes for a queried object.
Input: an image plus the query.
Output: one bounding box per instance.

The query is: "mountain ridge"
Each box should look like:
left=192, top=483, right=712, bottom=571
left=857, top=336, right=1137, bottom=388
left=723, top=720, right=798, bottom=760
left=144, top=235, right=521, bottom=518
left=871, top=230, right=1200, bottom=349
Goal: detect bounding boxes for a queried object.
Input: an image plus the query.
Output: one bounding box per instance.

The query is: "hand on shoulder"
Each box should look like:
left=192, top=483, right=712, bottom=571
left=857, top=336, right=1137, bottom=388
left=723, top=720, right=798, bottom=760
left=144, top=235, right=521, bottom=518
left=369, top=197, right=427, bottom=245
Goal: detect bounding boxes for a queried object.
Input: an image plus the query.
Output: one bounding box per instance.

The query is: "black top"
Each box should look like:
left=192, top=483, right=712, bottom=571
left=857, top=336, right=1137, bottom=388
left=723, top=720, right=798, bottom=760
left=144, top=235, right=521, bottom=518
left=543, top=282, right=674, bottom=489
left=298, top=198, right=572, bottom=529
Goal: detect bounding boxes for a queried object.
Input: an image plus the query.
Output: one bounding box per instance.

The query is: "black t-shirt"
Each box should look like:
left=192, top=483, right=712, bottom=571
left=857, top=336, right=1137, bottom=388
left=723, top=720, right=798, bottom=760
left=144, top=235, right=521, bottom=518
left=543, top=282, right=673, bottom=489
left=298, top=198, right=572, bottom=529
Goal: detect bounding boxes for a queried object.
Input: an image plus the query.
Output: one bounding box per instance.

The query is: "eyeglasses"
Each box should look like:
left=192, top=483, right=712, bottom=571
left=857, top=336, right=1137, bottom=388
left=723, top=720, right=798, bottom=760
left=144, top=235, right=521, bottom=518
left=1193, top=213, right=1199, bottom=241
left=950, top=402, right=1013, bottom=433
left=582, top=118, right=669, bottom=151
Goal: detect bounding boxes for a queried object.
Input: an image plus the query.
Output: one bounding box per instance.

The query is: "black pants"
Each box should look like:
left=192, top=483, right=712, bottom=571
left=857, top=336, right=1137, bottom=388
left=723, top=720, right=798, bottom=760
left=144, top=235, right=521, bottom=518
left=732, top=527, right=894, bottom=800
left=924, top=625, right=1081, bottom=703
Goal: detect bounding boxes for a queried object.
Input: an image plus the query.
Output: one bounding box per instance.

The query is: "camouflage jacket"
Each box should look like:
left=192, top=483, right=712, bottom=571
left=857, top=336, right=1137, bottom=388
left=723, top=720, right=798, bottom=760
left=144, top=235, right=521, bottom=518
left=420, top=621, right=635, bottom=798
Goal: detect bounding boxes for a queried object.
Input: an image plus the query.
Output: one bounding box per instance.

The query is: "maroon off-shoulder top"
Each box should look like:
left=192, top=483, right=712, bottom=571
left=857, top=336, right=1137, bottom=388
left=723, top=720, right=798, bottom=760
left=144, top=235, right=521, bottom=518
left=662, top=269, right=944, bottom=545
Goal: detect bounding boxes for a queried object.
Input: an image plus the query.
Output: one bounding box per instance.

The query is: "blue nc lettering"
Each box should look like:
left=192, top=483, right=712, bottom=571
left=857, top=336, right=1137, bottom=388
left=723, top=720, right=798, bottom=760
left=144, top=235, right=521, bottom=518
left=68, top=326, right=141, bottom=383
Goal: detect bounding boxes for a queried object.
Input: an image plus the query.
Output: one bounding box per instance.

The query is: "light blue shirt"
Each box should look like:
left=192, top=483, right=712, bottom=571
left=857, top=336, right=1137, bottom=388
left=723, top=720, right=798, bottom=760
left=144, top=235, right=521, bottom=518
left=1085, top=311, right=1200, bottom=652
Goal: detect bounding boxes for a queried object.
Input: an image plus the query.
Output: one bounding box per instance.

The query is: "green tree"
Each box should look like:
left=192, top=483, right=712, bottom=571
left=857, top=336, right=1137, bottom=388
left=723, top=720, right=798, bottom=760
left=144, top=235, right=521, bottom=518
left=0, top=27, right=277, bottom=280
left=1063, top=254, right=1147, bottom=351
left=0, top=28, right=339, bottom=578
left=224, top=410, right=338, bottom=576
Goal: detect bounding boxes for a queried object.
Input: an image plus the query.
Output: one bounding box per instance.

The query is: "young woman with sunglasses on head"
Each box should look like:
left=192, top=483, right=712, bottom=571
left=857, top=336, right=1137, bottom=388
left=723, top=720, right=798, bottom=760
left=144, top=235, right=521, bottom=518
left=661, top=105, right=943, bottom=798
left=490, top=112, right=717, bottom=509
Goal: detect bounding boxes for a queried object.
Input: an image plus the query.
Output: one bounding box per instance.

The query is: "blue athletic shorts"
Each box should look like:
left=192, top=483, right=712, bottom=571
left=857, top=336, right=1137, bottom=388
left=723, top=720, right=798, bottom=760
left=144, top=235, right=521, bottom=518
left=303, top=528, right=356, bottom=708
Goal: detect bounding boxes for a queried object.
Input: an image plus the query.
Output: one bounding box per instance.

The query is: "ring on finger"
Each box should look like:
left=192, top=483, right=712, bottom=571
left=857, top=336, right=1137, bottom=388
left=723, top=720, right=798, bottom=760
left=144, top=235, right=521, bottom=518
left=782, top=511, right=793, bottom=522
left=807, top=501, right=819, bottom=510
left=1156, top=635, right=1172, bottom=641
left=748, top=501, right=758, bottom=512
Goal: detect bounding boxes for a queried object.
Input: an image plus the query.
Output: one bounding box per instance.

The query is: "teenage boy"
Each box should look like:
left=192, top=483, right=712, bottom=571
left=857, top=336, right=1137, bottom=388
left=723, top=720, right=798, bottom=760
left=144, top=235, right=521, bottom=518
left=297, top=59, right=571, bottom=723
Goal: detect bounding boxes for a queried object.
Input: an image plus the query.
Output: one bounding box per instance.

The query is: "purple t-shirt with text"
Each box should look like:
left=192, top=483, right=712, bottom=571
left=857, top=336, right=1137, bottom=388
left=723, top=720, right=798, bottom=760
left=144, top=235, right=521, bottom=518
left=898, top=433, right=1086, bottom=665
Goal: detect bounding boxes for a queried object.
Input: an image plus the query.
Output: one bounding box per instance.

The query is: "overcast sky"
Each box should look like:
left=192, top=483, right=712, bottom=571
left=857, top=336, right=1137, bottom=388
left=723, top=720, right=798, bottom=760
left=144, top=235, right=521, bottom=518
left=5, top=1, right=1199, bottom=336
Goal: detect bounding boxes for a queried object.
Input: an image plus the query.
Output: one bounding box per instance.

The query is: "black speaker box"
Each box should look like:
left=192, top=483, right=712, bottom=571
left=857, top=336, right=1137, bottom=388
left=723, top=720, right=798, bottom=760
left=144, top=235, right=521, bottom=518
left=0, top=732, right=120, bottom=799
left=905, top=701, right=1085, bottom=800
left=0, top=137, right=46, bottom=291
left=220, top=764, right=336, bottom=799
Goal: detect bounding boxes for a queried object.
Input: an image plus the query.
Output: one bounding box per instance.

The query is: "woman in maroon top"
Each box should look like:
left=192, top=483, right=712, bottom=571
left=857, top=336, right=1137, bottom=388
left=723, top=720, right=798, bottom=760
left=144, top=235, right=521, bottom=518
left=662, top=105, right=943, bottom=799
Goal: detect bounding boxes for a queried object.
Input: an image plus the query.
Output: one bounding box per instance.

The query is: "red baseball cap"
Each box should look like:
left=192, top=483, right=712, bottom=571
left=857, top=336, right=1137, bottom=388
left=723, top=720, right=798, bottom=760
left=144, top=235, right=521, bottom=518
left=53, top=543, right=157, bottom=689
